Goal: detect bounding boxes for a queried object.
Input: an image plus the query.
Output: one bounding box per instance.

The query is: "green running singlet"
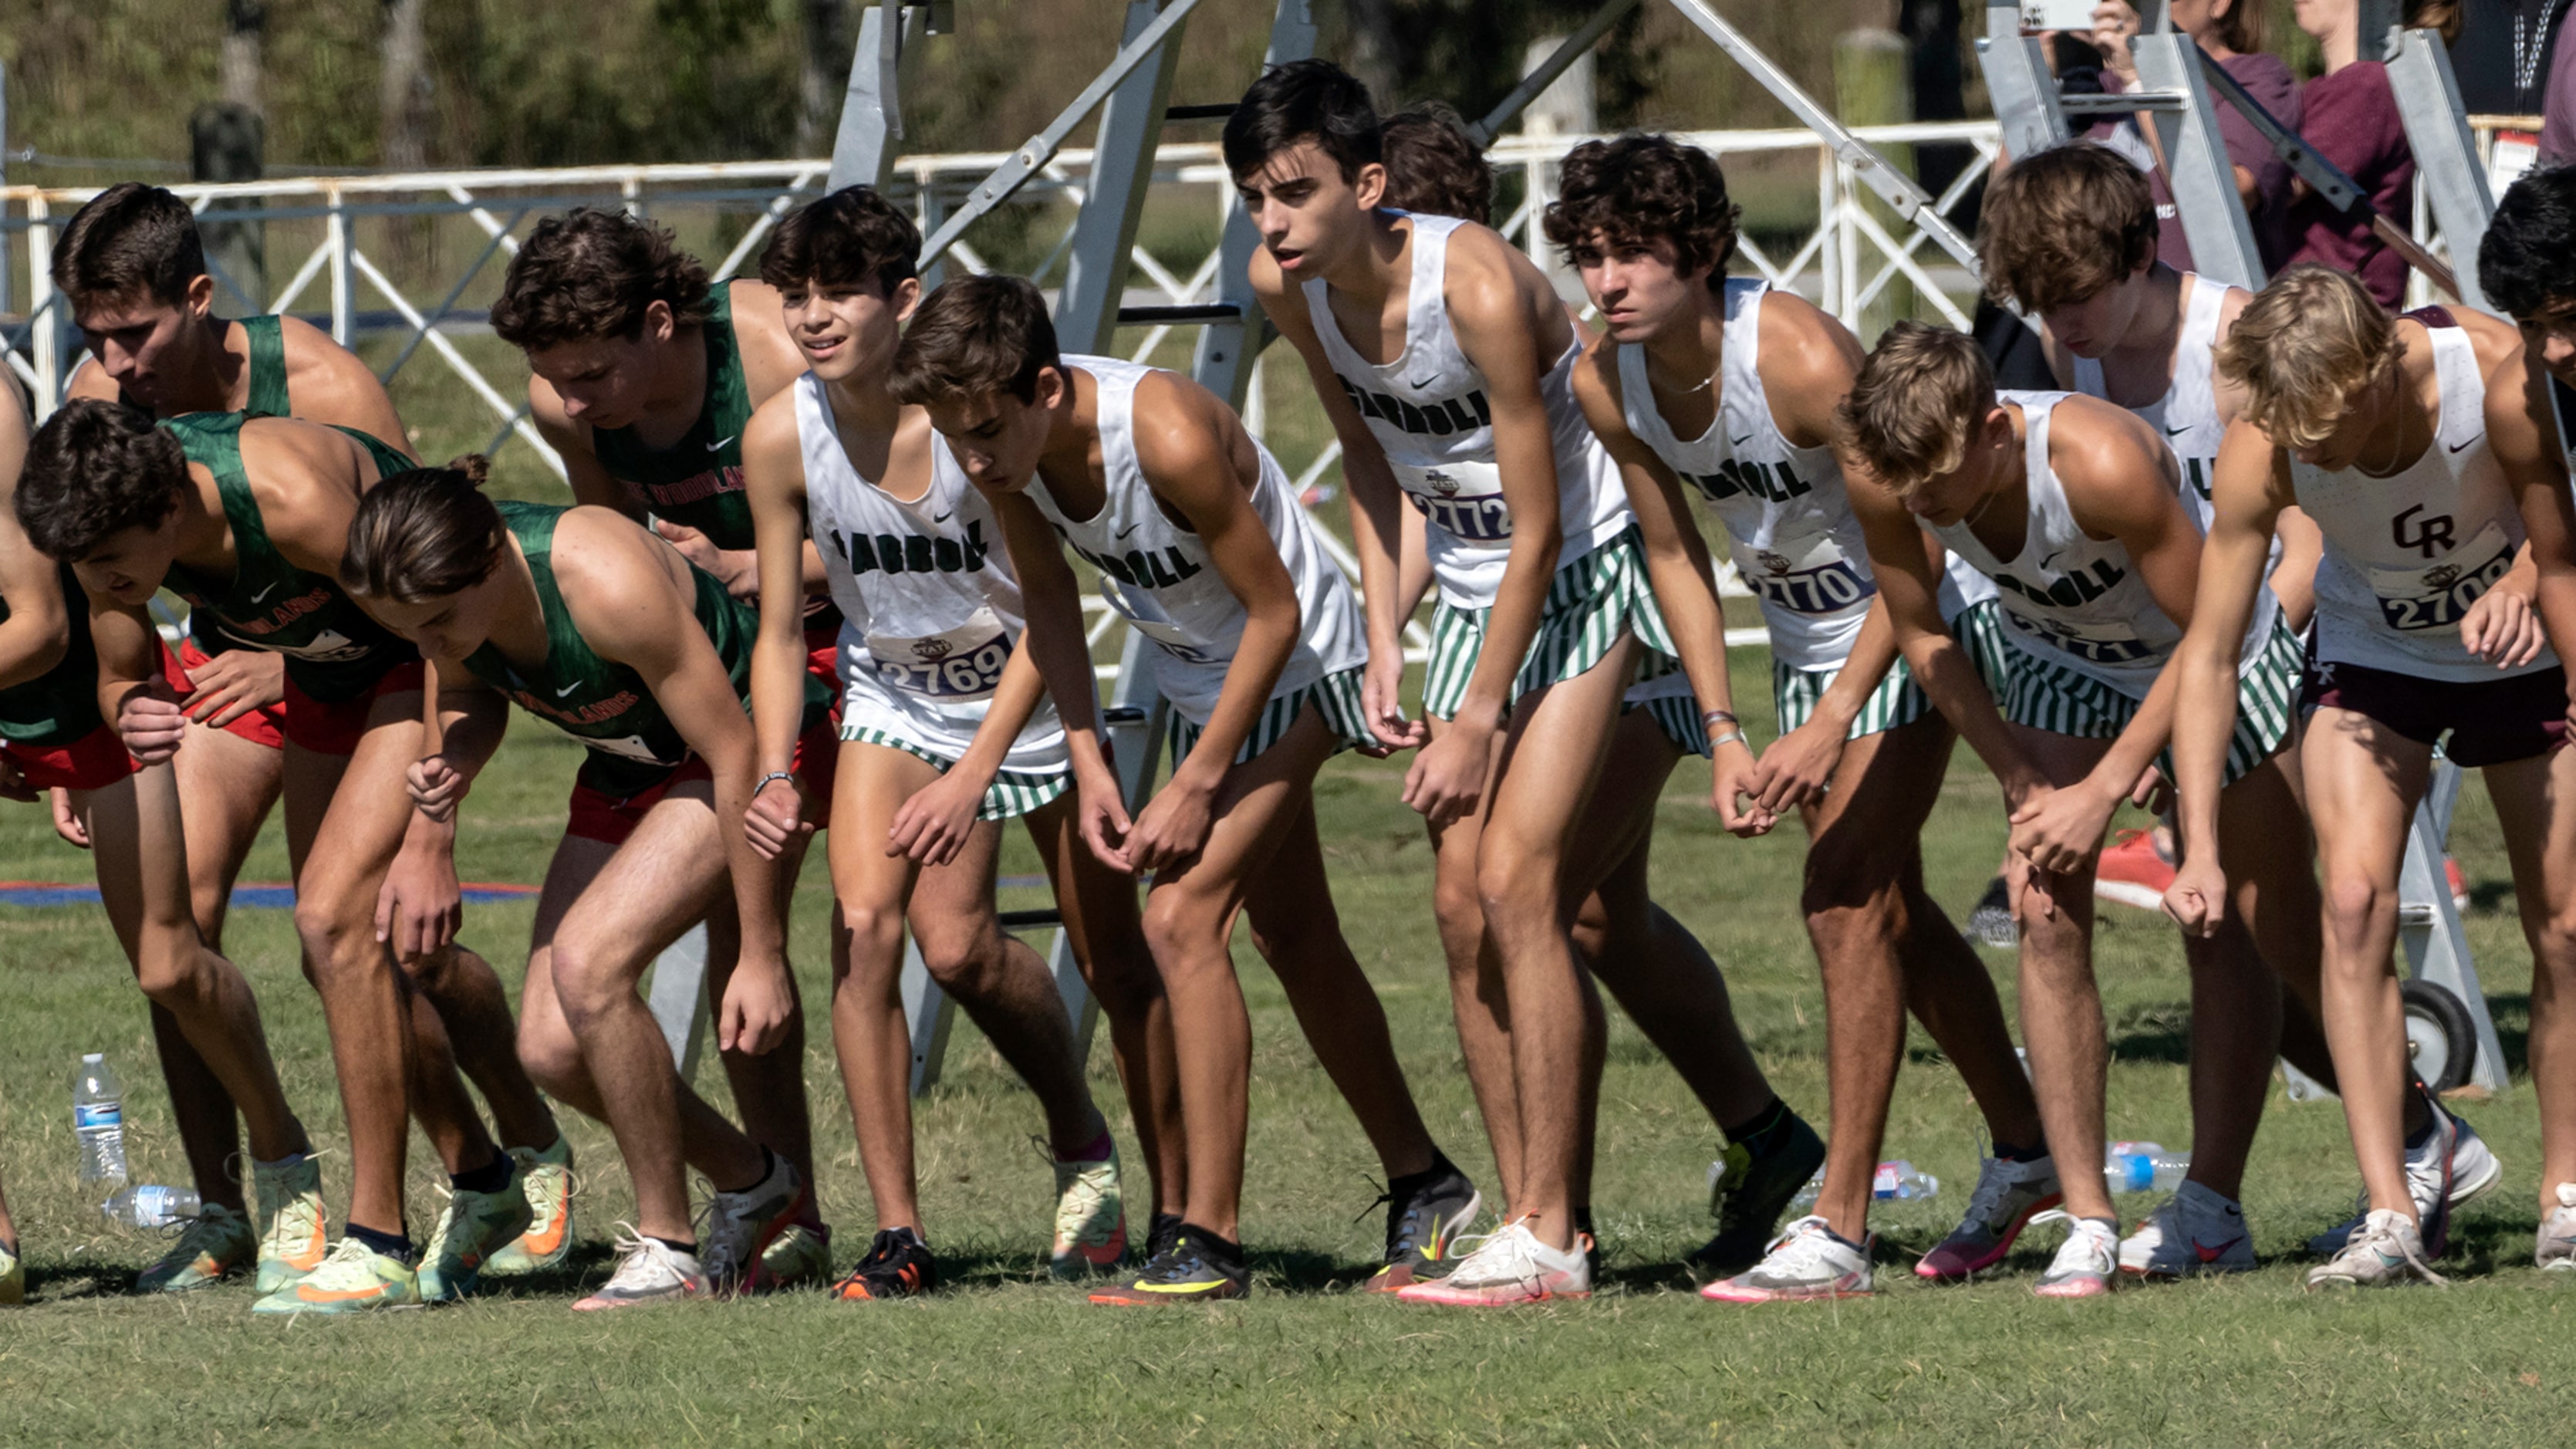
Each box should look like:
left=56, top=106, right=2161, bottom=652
left=0, top=563, right=106, bottom=748
left=116, top=316, right=292, bottom=420
left=589, top=287, right=756, bottom=550
left=158, top=412, right=418, bottom=702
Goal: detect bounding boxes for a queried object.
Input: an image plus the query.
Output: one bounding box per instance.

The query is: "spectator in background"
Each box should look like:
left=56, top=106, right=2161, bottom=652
left=2545, top=12, right=2576, bottom=159
left=2446, top=0, right=2568, bottom=116
left=2285, top=0, right=2461, bottom=309
left=2089, top=0, right=2304, bottom=272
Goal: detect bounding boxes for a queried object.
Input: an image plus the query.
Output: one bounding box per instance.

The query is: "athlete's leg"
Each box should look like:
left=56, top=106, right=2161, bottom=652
left=155, top=718, right=286, bottom=1209
left=2297, top=707, right=2429, bottom=1224
left=1028, top=793, right=1183, bottom=1217
left=698, top=870, right=822, bottom=1207
left=1473, top=636, right=1639, bottom=1251
left=824, top=743, right=931, bottom=1233
left=1425, top=720, right=1524, bottom=1209
left=2476, top=745, right=2576, bottom=1218
left=2000, top=723, right=2121, bottom=1225
left=83, top=762, right=306, bottom=1180
left=515, top=834, right=625, bottom=1124
left=1143, top=708, right=1398, bottom=1240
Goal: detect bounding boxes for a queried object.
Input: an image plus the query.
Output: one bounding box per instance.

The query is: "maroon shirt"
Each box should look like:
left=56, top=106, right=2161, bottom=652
left=2095, top=52, right=2304, bottom=272
left=2287, top=62, right=2416, bottom=309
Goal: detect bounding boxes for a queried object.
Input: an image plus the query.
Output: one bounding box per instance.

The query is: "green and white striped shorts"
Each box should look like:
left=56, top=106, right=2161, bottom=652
left=838, top=726, right=1072, bottom=821
left=1644, top=601, right=2013, bottom=757
left=1423, top=526, right=1677, bottom=722
left=1996, top=618, right=2304, bottom=786
left=1169, top=665, right=1372, bottom=767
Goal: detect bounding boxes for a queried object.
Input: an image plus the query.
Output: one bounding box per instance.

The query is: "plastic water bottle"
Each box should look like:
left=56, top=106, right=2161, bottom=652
left=1874, top=1160, right=1940, bottom=1200
left=73, top=1053, right=127, bottom=1189
left=1788, top=1167, right=1825, bottom=1208
left=102, top=1184, right=200, bottom=1230
left=2103, top=1141, right=2189, bottom=1194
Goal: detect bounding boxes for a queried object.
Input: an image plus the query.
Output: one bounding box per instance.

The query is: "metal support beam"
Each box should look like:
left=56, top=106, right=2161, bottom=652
left=1976, top=6, right=2068, bottom=161
left=646, top=925, right=713, bottom=1081
left=1055, top=1, right=1189, bottom=354
left=2131, top=32, right=2264, bottom=292
left=1467, top=0, right=1646, bottom=148
left=829, top=3, right=924, bottom=192
left=2385, top=28, right=2494, bottom=311
left=1193, top=0, right=1318, bottom=408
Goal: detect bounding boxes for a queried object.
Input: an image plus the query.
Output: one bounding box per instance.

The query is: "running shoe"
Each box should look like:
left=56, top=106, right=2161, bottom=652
left=2308, top=1095, right=2496, bottom=1257
left=574, top=1228, right=705, bottom=1310
left=249, top=1236, right=421, bottom=1316
left=487, top=1137, right=576, bottom=1276
left=2093, top=828, right=2176, bottom=911
left=1362, top=1153, right=1484, bottom=1292
left=2308, top=1208, right=2446, bottom=1289
left=761, top=1223, right=835, bottom=1289
left=1049, top=1140, right=1127, bottom=1279
left=418, top=1164, right=535, bottom=1303
left=138, top=1202, right=256, bottom=1293
left=2538, top=1183, right=2576, bottom=1271
left=701, top=1153, right=806, bottom=1295
left=1395, top=1219, right=1591, bottom=1307
left=1916, top=1153, right=2063, bottom=1280
left=0, top=1239, right=20, bottom=1306
left=2118, top=1180, right=2255, bottom=1278
left=2031, top=1211, right=2120, bottom=1299
left=1700, top=1216, right=1872, bottom=1302
left=251, top=1152, right=329, bottom=1295
left=1690, top=1112, right=1828, bottom=1277
left=834, top=1228, right=938, bottom=1300
left=1144, top=1211, right=1184, bottom=1264
left=1089, top=1226, right=1252, bottom=1305
left=1967, top=876, right=2016, bottom=948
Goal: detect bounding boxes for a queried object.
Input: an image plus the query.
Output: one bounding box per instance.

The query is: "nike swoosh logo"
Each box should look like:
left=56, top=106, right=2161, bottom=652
left=1131, top=1277, right=1235, bottom=1295
left=251, top=582, right=279, bottom=603
left=2449, top=437, right=2476, bottom=452
left=2193, top=1236, right=2244, bottom=1262
left=1113, top=520, right=1145, bottom=540
left=297, top=1282, right=394, bottom=1304
left=930, top=509, right=954, bottom=524
left=555, top=681, right=580, bottom=697
left=1409, top=376, right=1438, bottom=390
left=709, top=435, right=738, bottom=452
left=2165, top=424, right=2193, bottom=436
left=1730, top=433, right=1756, bottom=448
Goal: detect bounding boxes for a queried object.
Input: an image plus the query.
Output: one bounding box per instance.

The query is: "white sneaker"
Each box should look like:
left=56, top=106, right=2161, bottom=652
left=2119, top=1180, right=2255, bottom=1278
left=2307, top=1208, right=2446, bottom=1289
left=2309, top=1099, right=2500, bottom=1257
left=574, top=1228, right=706, bottom=1310
left=2538, top=1184, right=2576, bottom=1271
left=700, top=1153, right=806, bottom=1294
left=2031, top=1211, right=2119, bottom=1299
left=1700, top=1216, right=1872, bottom=1302
left=1916, top=1153, right=2063, bottom=1280
left=1394, top=1219, right=1591, bottom=1306
left=1049, top=1141, right=1127, bottom=1279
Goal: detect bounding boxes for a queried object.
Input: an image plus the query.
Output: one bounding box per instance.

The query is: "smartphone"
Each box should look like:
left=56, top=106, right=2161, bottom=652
left=2021, top=0, right=2100, bottom=30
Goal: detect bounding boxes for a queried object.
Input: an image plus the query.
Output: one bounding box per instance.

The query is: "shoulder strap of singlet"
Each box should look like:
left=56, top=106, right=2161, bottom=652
left=704, top=285, right=753, bottom=444
left=163, top=412, right=281, bottom=562
left=495, top=500, right=598, bottom=682
left=2402, top=305, right=2459, bottom=331
left=238, top=316, right=292, bottom=418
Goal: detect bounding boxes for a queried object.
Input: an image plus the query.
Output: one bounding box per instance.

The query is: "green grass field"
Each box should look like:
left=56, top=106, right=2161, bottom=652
left=2, top=636, right=2571, bottom=1446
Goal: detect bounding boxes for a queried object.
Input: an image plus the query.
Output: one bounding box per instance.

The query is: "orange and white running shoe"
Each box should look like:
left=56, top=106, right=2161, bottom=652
left=487, top=1137, right=576, bottom=1276
left=1395, top=1219, right=1589, bottom=1307
left=2093, top=829, right=2176, bottom=911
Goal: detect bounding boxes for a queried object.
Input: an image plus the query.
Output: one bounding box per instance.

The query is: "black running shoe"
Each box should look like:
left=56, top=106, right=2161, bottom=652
left=1089, top=1224, right=1250, bottom=1305
left=1967, top=876, right=2016, bottom=948
left=1362, top=1153, right=1484, bottom=1292
left=1690, top=1111, right=1829, bottom=1276
left=1144, top=1211, right=1184, bottom=1264
left=832, top=1228, right=937, bottom=1300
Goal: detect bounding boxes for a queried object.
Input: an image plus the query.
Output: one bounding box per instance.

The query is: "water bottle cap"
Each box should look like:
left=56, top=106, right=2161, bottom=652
left=83, top=1052, right=102, bottom=1063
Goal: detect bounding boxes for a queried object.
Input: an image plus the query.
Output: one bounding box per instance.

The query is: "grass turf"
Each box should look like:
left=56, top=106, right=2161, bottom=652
left=0, top=643, right=2571, bottom=1446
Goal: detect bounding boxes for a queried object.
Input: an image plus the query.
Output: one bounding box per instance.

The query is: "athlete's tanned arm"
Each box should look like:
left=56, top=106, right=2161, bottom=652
left=2490, top=343, right=2576, bottom=697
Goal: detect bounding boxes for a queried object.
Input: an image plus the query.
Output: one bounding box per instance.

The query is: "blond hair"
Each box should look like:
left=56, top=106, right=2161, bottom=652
left=1835, top=321, right=1994, bottom=495
left=2214, top=265, right=2402, bottom=451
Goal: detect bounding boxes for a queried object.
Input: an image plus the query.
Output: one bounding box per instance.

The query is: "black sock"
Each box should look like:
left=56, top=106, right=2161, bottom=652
left=1386, top=1149, right=1460, bottom=1197
left=1724, top=1096, right=1788, bottom=1153
left=1174, top=1222, right=1243, bottom=1265
left=347, top=1222, right=414, bottom=1264
left=451, top=1150, right=513, bottom=1195
left=650, top=1235, right=697, bottom=1258
left=1993, top=1138, right=2051, bottom=1164
left=721, top=1147, right=778, bottom=1197
left=2404, top=1107, right=2439, bottom=1151
left=1574, top=1206, right=1595, bottom=1242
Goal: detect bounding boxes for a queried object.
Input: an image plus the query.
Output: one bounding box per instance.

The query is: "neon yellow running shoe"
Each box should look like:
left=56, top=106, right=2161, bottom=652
left=419, top=1164, right=535, bottom=1303
left=250, top=1236, right=420, bottom=1316
left=252, top=1153, right=329, bottom=1295
left=0, top=1238, right=22, bottom=1305
left=487, top=1137, right=575, bottom=1276
left=138, top=1203, right=257, bottom=1293
left=760, top=1223, right=833, bottom=1289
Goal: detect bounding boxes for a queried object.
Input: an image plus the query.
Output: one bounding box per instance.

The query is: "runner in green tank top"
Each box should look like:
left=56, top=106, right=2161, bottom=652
left=343, top=471, right=825, bottom=1309
left=19, top=400, right=562, bottom=1316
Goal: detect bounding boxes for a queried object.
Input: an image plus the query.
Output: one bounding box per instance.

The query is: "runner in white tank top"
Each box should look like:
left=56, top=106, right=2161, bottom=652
left=2071, top=272, right=2232, bottom=521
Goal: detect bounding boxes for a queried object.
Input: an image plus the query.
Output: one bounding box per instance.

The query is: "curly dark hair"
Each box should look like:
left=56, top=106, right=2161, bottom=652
left=1542, top=134, right=1740, bottom=286
left=758, top=184, right=920, bottom=298
left=888, top=274, right=1058, bottom=408
left=16, top=399, right=194, bottom=562
left=51, top=183, right=207, bottom=309
left=1379, top=103, right=1493, bottom=226
left=2481, top=164, right=2576, bottom=323
left=1977, top=141, right=2159, bottom=314
left=1223, top=58, right=1381, bottom=184
left=491, top=208, right=714, bottom=352
left=339, top=459, right=507, bottom=603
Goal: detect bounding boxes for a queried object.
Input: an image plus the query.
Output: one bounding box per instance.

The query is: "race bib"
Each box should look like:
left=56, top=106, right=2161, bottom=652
left=223, top=624, right=371, bottom=664
left=1096, top=583, right=1217, bottom=665
left=1393, top=459, right=1513, bottom=543
left=865, top=608, right=1014, bottom=701
left=2003, top=607, right=2156, bottom=667
left=1729, top=528, right=1874, bottom=616
left=586, top=733, right=670, bottom=765
left=2366, top=522, right=2514, bottom=633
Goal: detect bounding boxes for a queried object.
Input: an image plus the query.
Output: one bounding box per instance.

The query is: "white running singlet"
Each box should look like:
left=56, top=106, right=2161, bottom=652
left=1299, top=211, right=1630, bottom=610
left=2293, top=318, right=2555, bottom=681
left=1618, top=278, right=1994, bottom=671
left=798, top=373, right=1069, bottom=771
left=1021, top=355, right=1366, bottom=725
